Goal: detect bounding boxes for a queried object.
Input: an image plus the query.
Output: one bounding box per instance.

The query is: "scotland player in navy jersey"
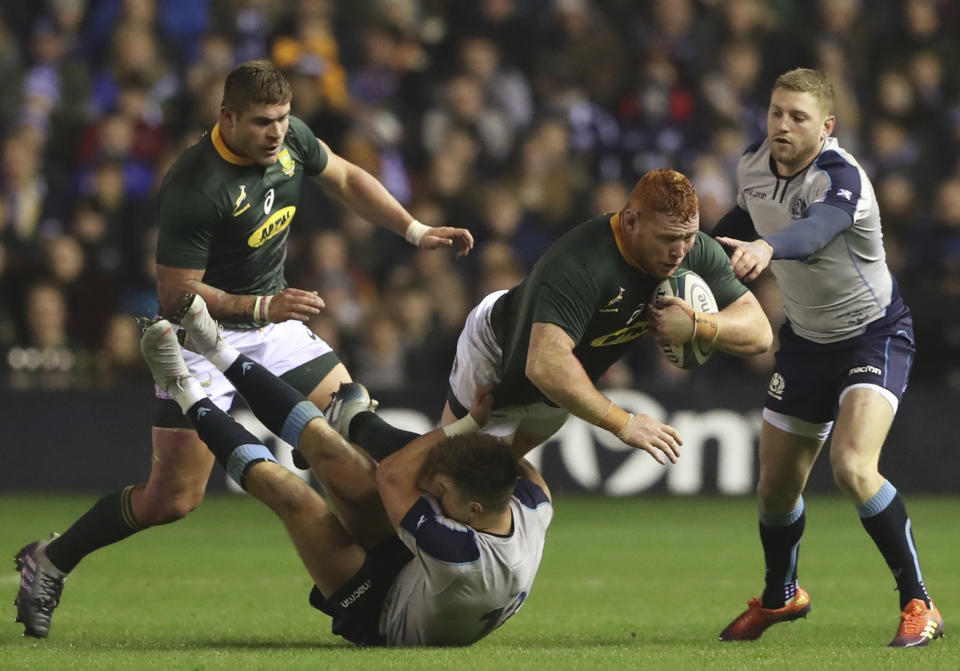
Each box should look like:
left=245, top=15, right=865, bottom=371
left=133, top=295, right=552, bottom=647
left=713, top=68, right=942, bottom=647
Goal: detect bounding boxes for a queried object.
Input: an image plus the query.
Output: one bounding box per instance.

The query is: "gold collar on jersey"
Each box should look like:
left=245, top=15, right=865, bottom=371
left=211, top=124, right=254, bottom=165
left=610, top=212, right=643, bottom=269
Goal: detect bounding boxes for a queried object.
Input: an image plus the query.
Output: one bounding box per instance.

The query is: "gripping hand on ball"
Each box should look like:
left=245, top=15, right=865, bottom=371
left=648, top=296, right=696, bottom=345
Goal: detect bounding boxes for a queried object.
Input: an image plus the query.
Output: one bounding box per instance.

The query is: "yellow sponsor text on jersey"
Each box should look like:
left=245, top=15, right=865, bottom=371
left=589, top=322, right=649, bottom=347
left=247, top=206, right=296, bottom=248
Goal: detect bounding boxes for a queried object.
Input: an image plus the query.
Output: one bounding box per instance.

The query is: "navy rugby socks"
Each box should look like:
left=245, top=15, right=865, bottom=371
left=857, top=480, right=931, bottom=609
left=347, top=412, right=419, bottom=461
left=758, top=498, right=805, bottom=609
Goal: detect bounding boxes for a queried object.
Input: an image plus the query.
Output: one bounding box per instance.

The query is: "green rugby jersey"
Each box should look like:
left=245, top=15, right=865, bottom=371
left=489, top=213, right=747, bottom=407
left=155, top=115, right=327, bottom=326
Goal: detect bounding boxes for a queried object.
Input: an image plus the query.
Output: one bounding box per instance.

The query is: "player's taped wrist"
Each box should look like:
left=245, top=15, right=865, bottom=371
left=442, top=413, right=479, bottom=437
left=253, top=295, right=274, bottom=325
left=404, top=219, right=431, bottom=246
left=692, top=312, right=719, bottom=344
left=597, top=401, right=632, bottom=436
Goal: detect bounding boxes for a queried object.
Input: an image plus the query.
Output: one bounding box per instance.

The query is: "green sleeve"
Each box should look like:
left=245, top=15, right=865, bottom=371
left=287, top=116, right=328, bottom=175
left=688, top=233, right=749, bottom=308
left=531, top=255, right=600, bottom=343
left=155, top=183, right=219, bottom=270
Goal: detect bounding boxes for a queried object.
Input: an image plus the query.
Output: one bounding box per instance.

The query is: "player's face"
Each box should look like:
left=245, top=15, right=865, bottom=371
left=766, top=89, right=833, bottom=175
left=222, top=101, right=291, bottom=166
left=623, top=209, right=699, bottom=279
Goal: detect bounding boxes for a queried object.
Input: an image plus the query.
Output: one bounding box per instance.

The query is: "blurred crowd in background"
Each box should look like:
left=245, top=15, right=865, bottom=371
left=1, top=0, right=959, bottom=397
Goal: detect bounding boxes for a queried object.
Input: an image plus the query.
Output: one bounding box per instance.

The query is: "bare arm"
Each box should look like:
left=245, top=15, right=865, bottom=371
left=648, top=290, right=772, bottom=356
left=156, top=265, right=324, bottom=324
left=525, top=322, right=681, bottom=464
left=312, top=139, right=474, bottom=257
left=376, top=384, right=495, bottom=529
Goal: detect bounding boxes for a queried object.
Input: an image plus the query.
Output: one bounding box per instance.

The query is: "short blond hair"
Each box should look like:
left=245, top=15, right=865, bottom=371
left=773, top=68, right=834, bottom=116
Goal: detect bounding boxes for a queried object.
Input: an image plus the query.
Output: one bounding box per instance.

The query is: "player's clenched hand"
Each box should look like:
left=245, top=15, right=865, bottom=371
left=716, top=236, right=773, bottom=281
left=418, top=226, right=475, bottom=257
left=618, top=413, right=682, bottom=465
left=267, top=288, right=325, bottom=323
left=468, top=383, right=495, bottom=427
left=648, top=296, right=696, bottom=345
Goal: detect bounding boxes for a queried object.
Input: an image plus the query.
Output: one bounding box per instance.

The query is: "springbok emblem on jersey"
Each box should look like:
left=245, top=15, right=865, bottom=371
left=232, top=185, right=250, bottom=217
left=599, top=286, right=626, bottom=312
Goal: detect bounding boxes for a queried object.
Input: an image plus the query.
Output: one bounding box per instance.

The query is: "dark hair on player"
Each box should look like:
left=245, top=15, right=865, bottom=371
left=221, top=60, right=292, bottom=112
left=425, top=434, right=520, bottom=512
left=630, top=169, right=699, bottom=224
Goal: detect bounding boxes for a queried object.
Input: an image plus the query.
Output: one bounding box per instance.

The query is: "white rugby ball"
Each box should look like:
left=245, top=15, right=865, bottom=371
left=652, top=270, right=718, bottom=369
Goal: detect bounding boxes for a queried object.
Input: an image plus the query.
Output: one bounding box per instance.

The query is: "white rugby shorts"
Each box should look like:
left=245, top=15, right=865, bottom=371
left=449, top=290, right=568, bottom=439
left=154, top=320, right=334, bottom=412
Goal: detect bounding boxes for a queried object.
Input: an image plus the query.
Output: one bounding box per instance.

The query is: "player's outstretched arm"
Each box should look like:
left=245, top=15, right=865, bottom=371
left=525, top=322, right=681, bottom=465
left=312, top=139, right=473, bottom=257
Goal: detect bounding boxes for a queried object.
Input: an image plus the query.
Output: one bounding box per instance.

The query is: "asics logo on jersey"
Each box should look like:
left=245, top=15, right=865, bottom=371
left=836, top=188, right=853, bottom=201
left=232, top=185, right=250, bottom=217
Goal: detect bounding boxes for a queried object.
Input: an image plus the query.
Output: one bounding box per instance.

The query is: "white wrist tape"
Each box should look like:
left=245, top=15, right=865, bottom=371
left=404, top=220, right=431, bottom=246
left=442, top=414, right=479, bottom=437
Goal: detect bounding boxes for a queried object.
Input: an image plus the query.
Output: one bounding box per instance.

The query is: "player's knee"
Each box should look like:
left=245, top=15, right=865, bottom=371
left=137, top=487, right=205, bottom=526
left=756, top=478, right=798, bottom=514
left=829, top=451, right=874, bottom=496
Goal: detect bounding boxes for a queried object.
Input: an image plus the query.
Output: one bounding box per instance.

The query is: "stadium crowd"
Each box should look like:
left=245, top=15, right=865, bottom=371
left=1, top=0, right=959, bottom=395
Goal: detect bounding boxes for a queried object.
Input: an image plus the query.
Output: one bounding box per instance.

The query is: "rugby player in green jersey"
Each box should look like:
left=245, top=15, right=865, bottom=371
left=14, top=60, right=473, bottom=639
left=437, top=169, right=771, bottom=462
left=333, top=170, right=772, bottom=469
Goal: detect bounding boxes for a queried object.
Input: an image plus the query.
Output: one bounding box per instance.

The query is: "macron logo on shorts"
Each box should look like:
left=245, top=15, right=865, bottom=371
left=339, top=579, right=373, bottom=608
left=848, top=365, right=881, bottom=376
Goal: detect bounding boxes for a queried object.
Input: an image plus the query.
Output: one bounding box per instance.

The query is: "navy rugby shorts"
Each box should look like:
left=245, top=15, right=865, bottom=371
left=308, top=535, right=413, bottom=646
left=764, top=301, right=915, bottom=425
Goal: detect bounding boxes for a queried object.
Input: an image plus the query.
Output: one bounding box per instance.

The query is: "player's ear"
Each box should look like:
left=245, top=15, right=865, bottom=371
left=822, top=115, right=836, bottom=139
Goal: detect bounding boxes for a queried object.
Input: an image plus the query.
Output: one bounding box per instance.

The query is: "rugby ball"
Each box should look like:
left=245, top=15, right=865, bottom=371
left=652, top=270, right=718, bottom=369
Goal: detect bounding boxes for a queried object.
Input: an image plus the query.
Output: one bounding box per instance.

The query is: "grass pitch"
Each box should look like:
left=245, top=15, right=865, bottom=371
left=0, top=494, right=955, bottom=670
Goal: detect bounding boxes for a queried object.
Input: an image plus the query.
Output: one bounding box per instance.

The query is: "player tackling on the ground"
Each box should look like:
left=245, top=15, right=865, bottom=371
left=712, top=68, right=942, bottom=647
left=131, top=295, right=551, bottom=646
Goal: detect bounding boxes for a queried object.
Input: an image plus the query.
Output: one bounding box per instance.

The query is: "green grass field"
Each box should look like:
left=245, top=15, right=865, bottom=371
left=0, top=494, right=955, bottom=670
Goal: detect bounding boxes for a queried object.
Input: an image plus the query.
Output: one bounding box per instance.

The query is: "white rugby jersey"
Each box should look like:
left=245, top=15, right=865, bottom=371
left=379, top=478, right=552, bottom=646
left=736, top=136, right=894, bottom=343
